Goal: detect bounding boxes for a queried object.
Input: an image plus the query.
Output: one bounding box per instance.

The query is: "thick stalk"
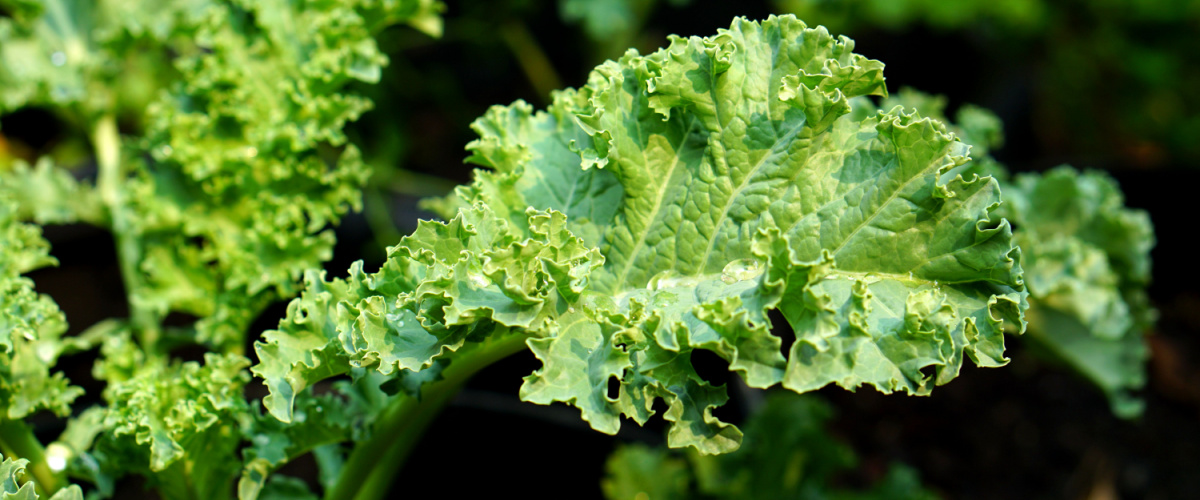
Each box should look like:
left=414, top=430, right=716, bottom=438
left=0, top=419, right=60, bottom=494
left=326, top=334, right=529, bottom=500
left=93, top=115, right=160, bottom=348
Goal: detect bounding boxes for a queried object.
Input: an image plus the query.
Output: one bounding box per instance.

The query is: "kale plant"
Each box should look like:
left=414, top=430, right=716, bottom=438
left=0, top=4, right=1155, bottom=499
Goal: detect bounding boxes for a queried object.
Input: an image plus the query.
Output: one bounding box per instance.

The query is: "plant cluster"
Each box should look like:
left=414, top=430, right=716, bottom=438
left=0, top=2, right=1155, bottom=499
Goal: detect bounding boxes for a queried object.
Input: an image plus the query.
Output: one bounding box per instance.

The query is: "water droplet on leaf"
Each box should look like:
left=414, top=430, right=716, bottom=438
left=468, top=273, right=491, bottom=288
left=721, top=259, right=762, bottom=284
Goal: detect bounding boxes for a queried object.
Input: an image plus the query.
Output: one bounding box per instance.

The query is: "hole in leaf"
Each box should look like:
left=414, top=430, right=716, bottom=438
left=650, top=398, right=670, bottom=429
left=607, top=375, right=621, bottom=400
left=689, top=349, right=730, bottom=387
left=709, top=392, right=740, bottom=425
left=769, top=308, right=796, bottom=359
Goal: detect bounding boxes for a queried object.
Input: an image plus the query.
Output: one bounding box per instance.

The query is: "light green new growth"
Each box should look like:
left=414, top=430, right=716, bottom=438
left=258, top=15, right=1026, bottom=457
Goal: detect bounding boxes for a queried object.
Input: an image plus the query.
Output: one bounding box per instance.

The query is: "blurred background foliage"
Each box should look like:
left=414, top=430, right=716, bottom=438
left=5, top=0, right=1199, bottom=215
left=777, top=0, right=1200, bottom=170
left=10, top=0, right=1193, bottom=242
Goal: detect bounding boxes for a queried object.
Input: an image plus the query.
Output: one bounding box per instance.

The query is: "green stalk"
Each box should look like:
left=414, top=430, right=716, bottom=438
left=498, top=21, right=563, bottom=104
left=364, top=164, right=458, bottom=258
left=93, top=115, right=160, bottom=349
left=364, top=187, right=403, bottom=253
left=326, top=334, right=529, bottom=500
left=364, top=167, right=461, bottom=255
left=386, top=168, right=460, bottom=198
left=0, top=419, right=60, bottom=495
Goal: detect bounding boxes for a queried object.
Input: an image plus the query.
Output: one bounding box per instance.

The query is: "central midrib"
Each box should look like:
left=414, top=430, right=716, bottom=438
left=610, top=117, right=702, bottom=291
left=607, top=267, right=946, bottom=304
left=785, top=122, right=943, bottom=262
left=694, top=117, right=804, bottom=275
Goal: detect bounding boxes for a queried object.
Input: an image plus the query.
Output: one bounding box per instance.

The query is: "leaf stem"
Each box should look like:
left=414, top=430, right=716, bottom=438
left=326, top=333, right=529, bottom=500
left=93, top=114, right=160, bottom=350
left=498, top=21, right=563, bottom=105
left=0, top=419, right=61, bottom=495
left=385, top=168, right=460, bottom=199
left=363, top=167, right=459, bottom=253
left=364, top=187, right=403, bottom=253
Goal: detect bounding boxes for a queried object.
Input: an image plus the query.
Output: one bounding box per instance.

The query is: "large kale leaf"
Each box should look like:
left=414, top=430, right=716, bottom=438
left=256, top=15, right=1026, bottom=454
